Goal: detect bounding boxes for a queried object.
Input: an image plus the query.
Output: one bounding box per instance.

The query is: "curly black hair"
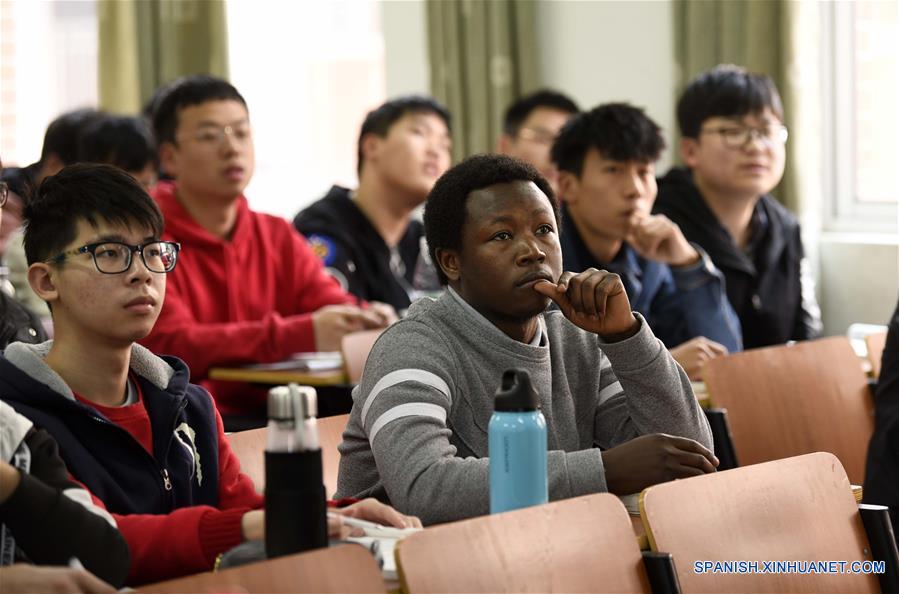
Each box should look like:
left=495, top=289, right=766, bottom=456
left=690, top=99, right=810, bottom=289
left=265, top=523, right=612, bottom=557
left=551, top=103, right=665, bottom=176
left=677, top=64, right=784, bottom=139
left=424, top=154, right=559, bottom=285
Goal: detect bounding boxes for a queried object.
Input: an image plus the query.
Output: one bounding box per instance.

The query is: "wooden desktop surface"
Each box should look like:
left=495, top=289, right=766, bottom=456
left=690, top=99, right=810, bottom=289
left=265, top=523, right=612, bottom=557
left=209, top=366, right=348, bottom=386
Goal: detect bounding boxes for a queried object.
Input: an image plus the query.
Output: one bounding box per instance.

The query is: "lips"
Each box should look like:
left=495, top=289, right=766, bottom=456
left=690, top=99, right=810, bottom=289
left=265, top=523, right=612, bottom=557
left=516, top=269, right=556, bottom=288
left=423, top=163, right=440, bottom=177
left=125, top=296, right=157, bottom=311
left=224, top=165, right=245, bottom=181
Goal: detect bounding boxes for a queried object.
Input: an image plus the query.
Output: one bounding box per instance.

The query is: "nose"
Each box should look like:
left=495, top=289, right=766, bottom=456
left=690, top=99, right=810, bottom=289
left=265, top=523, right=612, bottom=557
left=623, top=171, right=645, bottom=199
left=742, top=129, right=767, bottom=153
left=515, top=235, right=546, bottom=266
left=126, top=248, right=154, bottom=285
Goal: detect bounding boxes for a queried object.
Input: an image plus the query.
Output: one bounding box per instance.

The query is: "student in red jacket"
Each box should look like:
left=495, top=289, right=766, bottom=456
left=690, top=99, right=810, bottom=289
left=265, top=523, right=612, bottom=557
left=141, top=76, right=396, bottom=419
left=0, top=164, right=418, bottom=585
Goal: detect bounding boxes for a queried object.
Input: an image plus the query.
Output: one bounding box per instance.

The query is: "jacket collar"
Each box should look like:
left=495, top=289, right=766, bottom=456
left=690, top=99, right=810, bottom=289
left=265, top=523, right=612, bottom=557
left=3, top=340, right=177, bottom=402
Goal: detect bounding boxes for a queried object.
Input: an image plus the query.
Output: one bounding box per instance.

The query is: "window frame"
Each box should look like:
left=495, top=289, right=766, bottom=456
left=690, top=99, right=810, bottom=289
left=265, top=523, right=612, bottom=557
left=820, top=1, right=898, bottom=233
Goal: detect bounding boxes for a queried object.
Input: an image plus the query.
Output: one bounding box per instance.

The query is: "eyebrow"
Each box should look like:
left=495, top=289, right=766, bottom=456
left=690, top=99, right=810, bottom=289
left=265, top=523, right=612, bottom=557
left=87, top=234, right=158, bottom=244
left=195, top=118, right=250, bottom=128
left=487, top=208, right=551, bottom=225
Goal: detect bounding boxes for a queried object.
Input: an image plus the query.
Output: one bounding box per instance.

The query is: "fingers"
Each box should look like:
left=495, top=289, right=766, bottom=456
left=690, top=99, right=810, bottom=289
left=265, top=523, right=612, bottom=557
left=341, top=498, right=420, bottom=529
left=701, top=337, right=729, bottom=356
left=564, top=269, right=624, bottom=319
left=663, top=434, right=719, bottom=470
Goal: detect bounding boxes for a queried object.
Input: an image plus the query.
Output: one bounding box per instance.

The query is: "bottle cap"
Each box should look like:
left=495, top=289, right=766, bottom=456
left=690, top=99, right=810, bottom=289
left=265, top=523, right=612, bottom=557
left=493, top=368, right=540, bottom=412
left=267, top=386, right=294, bottom=421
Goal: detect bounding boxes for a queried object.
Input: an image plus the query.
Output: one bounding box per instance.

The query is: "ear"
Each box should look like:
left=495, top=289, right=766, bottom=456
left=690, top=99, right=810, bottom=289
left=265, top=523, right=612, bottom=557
left=556, top=171, right=579, bottom=204
left=28, top=263, right=59, bottom=305
left=680, top=137, right=700, bottom=168
left=360, top=133, right=383, bottom=170
left=434, top=247, right=461, bottom=283
left=159, top=142, right=179, bottom=178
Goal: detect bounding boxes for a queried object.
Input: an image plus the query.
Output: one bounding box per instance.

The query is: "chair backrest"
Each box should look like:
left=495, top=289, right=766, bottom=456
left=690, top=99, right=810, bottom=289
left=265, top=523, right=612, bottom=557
left=226, top=426, right=266, bottom=493
left=140, top=543, right=387, bottom=593
left=341, top=329, right=384, bottom=384
left=226, top=413, right=349, bottom=498
left=866, top=331, right=887, bottom=378
left=703, top=336, right=874, bottom=483
left=396, top=493, right=651, bottom=593
left=640, top=452, right=879, bottom=593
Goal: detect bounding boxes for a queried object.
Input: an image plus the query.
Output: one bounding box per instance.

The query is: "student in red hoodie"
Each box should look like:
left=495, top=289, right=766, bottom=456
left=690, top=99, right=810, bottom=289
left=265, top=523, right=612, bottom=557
left=0, top=164, right=419, bottom=586
left=141, top=76, right=396, bottom=421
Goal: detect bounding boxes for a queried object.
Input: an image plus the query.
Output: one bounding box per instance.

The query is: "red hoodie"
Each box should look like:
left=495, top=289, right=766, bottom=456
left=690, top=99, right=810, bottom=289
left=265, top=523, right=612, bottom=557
left=141, top=182, right=357, bottom=415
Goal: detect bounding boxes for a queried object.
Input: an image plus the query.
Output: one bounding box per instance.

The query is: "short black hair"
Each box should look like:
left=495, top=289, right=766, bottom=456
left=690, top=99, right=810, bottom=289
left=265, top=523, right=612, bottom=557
left=551, top=103, right=666, bottom=176
left=24, top=164, right=164, bottom=266
left=79, top=115, right=157, bottom=173
left=40, top=108, right=105, bottom=165
left=677, top=64, right=784, bottom=138
left=424, top=154, right=559, bottom=285
left=502, top=89, right=580, bottom=136
left=152, top=75, right=247, bottom=145
left=357, top=95, right=452, bottom=175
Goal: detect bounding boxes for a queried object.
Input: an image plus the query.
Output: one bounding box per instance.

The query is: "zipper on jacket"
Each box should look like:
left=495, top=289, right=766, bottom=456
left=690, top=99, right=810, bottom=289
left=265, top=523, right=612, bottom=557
left=161, top=468, right=173, bottom=491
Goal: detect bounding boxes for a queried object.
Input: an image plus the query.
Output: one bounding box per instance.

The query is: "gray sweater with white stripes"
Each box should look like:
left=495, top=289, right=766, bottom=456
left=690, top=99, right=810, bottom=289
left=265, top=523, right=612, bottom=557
left=335, top=289, right=712, bottom=525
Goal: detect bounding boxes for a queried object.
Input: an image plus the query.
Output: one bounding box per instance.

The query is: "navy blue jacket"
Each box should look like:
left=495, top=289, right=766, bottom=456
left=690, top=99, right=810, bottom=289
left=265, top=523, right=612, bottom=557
left=560, top=206, right=742, bottom=353
left=0, top=342, right=221, bottom=515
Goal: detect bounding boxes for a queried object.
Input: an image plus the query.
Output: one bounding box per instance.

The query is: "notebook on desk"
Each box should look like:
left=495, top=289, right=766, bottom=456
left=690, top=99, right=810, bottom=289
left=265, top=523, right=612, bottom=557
left=242, top=352, right=343, bottom=372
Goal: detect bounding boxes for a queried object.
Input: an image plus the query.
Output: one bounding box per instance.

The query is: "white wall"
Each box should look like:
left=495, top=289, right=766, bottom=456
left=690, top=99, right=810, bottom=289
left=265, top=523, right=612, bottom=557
left=382, top=0, right=430, bottom=96
left=535, top=0, right=677, bottom=171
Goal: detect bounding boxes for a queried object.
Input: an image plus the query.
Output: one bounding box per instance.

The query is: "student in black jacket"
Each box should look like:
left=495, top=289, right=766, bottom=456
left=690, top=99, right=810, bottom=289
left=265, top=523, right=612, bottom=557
left=0, top=400, right=129, bottom=589
left=864, top=296, right=899, bottom=533
left=294, top=96, right=452, bottom=312
left=654, top=65, right=822, bottom=349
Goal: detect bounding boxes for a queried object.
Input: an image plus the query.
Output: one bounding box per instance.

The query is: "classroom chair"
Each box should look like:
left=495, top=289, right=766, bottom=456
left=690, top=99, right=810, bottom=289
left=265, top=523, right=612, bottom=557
left=226, top=413, right=348, bottom=498
left=139, top=543, right=387, bottom=593
left=342, top=329, right=384, bottom=384
left=396, top=492, right=676, bottom=593
left=702, top=336, right=874, bottom=484
left=640, top=452, right=897, bottom=594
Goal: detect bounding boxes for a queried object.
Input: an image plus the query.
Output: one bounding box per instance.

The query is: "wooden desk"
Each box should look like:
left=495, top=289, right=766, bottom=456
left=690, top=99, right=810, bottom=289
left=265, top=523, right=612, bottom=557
left=209, top=366, right=348, bottom=386
left=139, top=544, right=387, bottom=593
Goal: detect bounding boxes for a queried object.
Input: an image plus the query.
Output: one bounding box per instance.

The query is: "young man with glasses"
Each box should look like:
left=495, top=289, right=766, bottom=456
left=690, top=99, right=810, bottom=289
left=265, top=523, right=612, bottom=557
left=655, top=64, right=822, bottom=348
left=0, top=164, right=418, bottom=585
left=496, top=89, right=580, bottom=197
left=142, top=76, right=396, bottom=422
left=551, top=104, right=741, bottom=380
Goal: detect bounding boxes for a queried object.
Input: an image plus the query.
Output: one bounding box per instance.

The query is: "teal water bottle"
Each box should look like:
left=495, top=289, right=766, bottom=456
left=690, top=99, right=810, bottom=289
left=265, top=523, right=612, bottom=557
left=489, top=368, right=548, bottom=514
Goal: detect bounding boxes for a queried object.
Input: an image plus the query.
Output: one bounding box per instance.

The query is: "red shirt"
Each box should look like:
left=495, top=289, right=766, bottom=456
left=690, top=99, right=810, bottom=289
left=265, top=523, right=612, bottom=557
left=141, top=182, right=358, bottom=415
left=74, top=377, right=153, bottom=456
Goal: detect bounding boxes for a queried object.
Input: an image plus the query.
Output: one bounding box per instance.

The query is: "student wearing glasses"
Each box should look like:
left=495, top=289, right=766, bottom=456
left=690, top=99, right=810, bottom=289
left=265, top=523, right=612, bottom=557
left=655, top=64, right=822, bottom=348
left=0, top=164, right=418, bottom=585
left=496, top=89, right=580, bottom=197
left=141, top=76, right=396, bottom=423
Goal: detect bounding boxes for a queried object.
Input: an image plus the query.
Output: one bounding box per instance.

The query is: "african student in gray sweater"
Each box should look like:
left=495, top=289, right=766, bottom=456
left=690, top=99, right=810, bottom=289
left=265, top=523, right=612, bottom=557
left=336, top=154, right=717, bottom=525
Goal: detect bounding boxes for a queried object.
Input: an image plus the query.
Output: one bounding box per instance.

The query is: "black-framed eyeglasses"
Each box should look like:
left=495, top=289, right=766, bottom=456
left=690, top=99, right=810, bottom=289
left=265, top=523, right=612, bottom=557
left=47, top=241, right=181, bottom=274
left=0, top=181, right=8, bottom=208
left=701, top=124, right=789, bottom=149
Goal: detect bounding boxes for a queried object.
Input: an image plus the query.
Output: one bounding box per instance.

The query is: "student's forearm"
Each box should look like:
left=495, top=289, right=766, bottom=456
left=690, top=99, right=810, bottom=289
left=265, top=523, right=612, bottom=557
left=595, top=317, right=713, bottom=450
left=114, top=506, right=249, bottom=585
left=0, top=473, right=129, bottom=587
left=0, top=461, right=21, bottom=503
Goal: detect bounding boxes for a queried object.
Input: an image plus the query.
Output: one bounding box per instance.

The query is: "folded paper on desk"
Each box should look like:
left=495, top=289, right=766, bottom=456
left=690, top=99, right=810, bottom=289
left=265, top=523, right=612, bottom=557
left=619, top=493, right=641, bottom=516
left=243, top=352, right=343, bottom=372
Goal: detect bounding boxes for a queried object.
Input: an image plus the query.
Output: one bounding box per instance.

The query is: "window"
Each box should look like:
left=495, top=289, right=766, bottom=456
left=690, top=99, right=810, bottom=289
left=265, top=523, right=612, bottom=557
left=823, top=0, right=898, bottom=233
left=227, top=0, right=386, bottom=219
left=0, top=1, right=98, bottom=167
